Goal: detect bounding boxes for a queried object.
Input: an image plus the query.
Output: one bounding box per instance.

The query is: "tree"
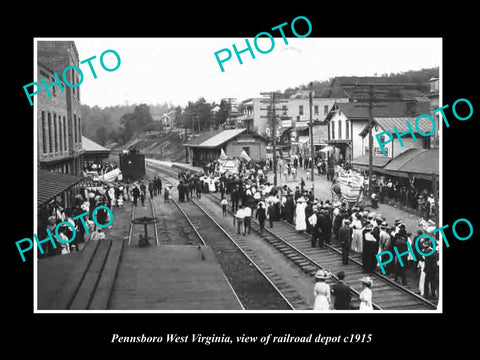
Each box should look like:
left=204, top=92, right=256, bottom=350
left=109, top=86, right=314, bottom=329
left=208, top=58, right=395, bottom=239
left=95, top=126, right=107, bottom=145
left=119, top=104, right=154, bottom=143
left=214, top=99, right=230, bottom=128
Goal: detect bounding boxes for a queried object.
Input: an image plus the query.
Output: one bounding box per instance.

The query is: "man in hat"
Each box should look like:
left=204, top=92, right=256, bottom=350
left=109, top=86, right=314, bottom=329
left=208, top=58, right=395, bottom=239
left=393, top=225, right=409, bottom=285
left=379, top=221, right=392, bottom=273
left=231, top=185, right=240, bottom=213
left=243, top=204, right=252, bottom=235
left=316, top=208, right=330, bottom=248
left=309, top=206, right=320, bottom=247
left=362, top=220, right=380, bottom=273
left=235, top=205, right=245, bottom=235
left=330, top=271, right=352, bottom=310
left=256, top=201, right=266, bottom=234
left=424, top=245, right=439, bottom=299
left=338, top=219, right=352, bottom=264
left=283, top=192, right=295, bottom=225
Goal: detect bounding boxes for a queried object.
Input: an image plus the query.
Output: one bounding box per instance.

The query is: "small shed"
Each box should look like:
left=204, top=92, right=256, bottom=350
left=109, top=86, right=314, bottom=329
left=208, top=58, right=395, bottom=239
left=184, top=129, right=268, bottom=168
left=82, top=136, right=111, bottom=163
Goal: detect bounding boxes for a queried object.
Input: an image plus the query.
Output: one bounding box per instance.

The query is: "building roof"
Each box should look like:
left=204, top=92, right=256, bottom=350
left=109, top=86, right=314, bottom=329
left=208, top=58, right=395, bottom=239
left=327, top=101, right=431, bottom=122
left=351, top=148, right=439, bottom=179
left=383, top=148, right=439, bottom=177
left=82, top=136, right=111, bottom=153
left=350, top=155, right=391, bottom=168
left=37, top=170, right=85, bottom=206
left=375, top=117, right=434, bottom=134
left=185, top=129, right=248, bottom=148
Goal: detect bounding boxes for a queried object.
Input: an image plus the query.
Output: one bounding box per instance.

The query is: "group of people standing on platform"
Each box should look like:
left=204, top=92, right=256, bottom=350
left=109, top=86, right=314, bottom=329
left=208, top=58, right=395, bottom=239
left=37, top=187, right=113, bottom=258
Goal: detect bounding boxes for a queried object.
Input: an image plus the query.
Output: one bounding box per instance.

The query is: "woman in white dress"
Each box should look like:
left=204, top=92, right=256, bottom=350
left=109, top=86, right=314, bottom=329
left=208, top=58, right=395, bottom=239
left=350, top=213, right=364, bottom=253
left=313, top=270, right=331, bottom=310
left=295, top=197, right=307, bottom=232
left=359, top=277, right=373, bottom=311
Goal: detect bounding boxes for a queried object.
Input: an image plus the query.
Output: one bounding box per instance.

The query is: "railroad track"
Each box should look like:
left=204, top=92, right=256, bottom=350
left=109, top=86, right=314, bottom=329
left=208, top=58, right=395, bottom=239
left=147, top=162, right=304, bottom=310
left=147, top=160, right=438, bottom=311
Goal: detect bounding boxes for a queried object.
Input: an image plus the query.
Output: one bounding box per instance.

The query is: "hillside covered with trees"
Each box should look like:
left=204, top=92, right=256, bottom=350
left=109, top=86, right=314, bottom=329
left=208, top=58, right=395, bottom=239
left=81, top=67, right=439, bottom=160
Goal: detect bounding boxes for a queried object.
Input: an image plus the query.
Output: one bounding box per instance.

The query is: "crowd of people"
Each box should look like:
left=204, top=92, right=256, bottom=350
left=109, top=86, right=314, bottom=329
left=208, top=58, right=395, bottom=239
left=175, top=160, right=439, bottom=303
left=37, top=171, right=167, bottom=258
left=37, top=187, right=113, bottom=257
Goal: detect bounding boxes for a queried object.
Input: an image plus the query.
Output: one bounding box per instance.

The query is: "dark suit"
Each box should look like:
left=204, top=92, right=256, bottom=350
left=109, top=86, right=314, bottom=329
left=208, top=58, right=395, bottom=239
left=338, top=225, right=352, bottom=264
left=331, top=281, right=352, bottom=310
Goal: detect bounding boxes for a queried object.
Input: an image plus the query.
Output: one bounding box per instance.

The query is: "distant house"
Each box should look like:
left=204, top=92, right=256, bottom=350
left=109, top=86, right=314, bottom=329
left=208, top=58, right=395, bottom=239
left=151, top=110, right=176, bottom=131
left=324, top=100, right=430, bottom=163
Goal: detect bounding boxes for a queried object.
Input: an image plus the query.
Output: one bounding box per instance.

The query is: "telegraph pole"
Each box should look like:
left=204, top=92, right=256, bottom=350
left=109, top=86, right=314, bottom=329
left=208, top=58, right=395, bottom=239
left=309, top=82, right=315, bottom=193
left=343, top=82, right=418, bottom=200
left=260, top=91, right=287, bottom=186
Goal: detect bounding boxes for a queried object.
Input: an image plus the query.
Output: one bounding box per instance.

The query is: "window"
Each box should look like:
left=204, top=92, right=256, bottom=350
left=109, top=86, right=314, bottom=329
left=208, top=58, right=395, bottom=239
left=59, top=115, right=63, bottom=152
left=314, top=105, right=319, bottom=115
left=53, top=113, right=58, bottom=152
left=42, top=112, right=48, bottom=154
left=299, top=105, right=304, bottom=116
left=346, top=120, right=350, bottom=139
left=48, top=113, right=53, bottom=153
left=331, top=120, right=335, bottom=139
left=73, top=114, right=77, bottom=143
left=78, top=116, right=81, bottom=143
left=324, top=105, right=329, bottom=114
left=242, top=146, right=250, bottom=156
left=338, top=120, right=342, bottom=139
left=63, top=117, right=67, bottom=151
left=282, top=105, right=287, bottom=115
left=51, top=76, right=56, bottom=96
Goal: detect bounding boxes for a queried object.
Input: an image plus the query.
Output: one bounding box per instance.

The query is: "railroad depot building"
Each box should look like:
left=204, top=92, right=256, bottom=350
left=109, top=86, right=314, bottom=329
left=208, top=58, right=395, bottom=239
left=184, top=128, right=268, bottom=168
left=37, top=41, right=84, bottom=176
left=36, top=41, right=90, bottom=235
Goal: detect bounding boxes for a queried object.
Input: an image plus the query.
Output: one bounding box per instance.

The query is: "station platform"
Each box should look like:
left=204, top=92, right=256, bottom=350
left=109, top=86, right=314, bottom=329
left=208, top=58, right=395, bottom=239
left=37, top=195, right=243, bottom=311
left=109, top=244, right=243, bottom=310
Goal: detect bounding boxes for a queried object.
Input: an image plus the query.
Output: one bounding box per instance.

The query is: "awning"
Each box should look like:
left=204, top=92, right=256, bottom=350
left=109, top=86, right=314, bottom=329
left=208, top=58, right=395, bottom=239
left=320, top=145, right=334, bottom=152
left=37, top=169, right=85, bottom=206
left=382, top=148, right=439, bottom=179
left=351, top=148, right=439, bottom=180
left=351, top=154, right=391, bottom=168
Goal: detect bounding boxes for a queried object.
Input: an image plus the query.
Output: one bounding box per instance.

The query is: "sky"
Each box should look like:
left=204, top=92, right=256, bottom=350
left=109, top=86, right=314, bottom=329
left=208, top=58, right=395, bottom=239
left=50, top=37, right=441, bottom=108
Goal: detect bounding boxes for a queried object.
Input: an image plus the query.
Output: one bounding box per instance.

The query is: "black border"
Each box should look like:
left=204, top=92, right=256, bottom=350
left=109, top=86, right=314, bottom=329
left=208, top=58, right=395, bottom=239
left=8, top=5, right=478, bottom=355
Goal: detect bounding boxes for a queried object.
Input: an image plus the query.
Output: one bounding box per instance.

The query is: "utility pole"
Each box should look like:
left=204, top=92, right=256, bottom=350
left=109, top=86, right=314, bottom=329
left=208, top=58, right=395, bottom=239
left=309, top=82, right=315, bottom=194
left=260, top=91, right=287, bottom=186
left=342, top=82, right=418, bottom=202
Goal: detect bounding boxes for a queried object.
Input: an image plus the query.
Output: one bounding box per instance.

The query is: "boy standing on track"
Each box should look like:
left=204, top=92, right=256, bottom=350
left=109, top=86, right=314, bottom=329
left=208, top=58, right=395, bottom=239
left=221, top=198, right=228, bottom=216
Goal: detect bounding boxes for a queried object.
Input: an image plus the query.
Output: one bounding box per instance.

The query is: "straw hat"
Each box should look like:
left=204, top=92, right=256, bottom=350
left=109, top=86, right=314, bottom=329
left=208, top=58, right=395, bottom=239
left=359, top=276, right=373, bottom=286
left=315, top=269, right=331, bottom=280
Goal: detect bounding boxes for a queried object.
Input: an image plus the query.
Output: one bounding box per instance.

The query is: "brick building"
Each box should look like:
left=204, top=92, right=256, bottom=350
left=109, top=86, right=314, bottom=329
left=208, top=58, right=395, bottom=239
left=37, top=41, right=84, bottom=175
